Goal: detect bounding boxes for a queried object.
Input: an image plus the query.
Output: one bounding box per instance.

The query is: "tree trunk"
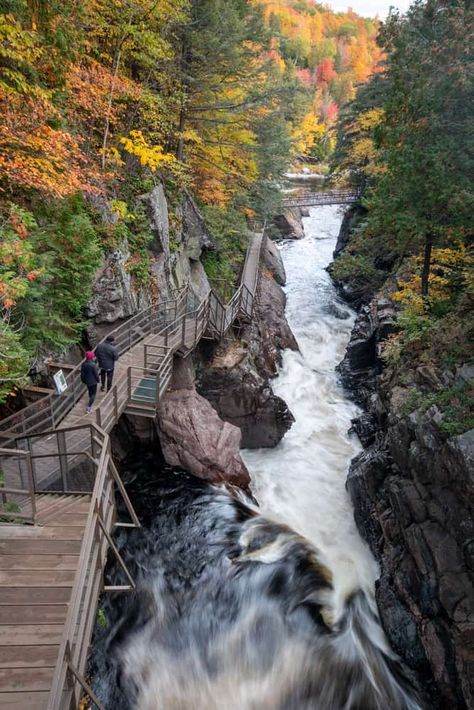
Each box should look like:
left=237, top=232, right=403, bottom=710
left=421, top=232, right=433, bottom=299
left=176, top=36, right=191, bottom=162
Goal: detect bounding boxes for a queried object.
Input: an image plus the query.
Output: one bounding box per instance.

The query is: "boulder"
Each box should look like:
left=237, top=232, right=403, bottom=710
left=273, top=207, right=305, bottom=240
left=156, top=359, right=250, bottom=490
left=197, top=352, right=294, bottom=449
left=263, top=238, right=286, bottom=286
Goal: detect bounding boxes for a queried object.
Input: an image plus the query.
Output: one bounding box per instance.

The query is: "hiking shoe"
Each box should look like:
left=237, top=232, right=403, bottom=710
left=86, top=407, right=92, bottom=414
left=100, top=386, right=105, bottom=392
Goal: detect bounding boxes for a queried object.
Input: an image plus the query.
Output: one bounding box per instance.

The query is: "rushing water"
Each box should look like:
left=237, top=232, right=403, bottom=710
left=242, top=205, right=378, bottom=615
left=92, top=206, right=421, bottom=709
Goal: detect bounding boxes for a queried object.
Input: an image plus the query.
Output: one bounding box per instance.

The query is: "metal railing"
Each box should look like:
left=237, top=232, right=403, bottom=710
left=282, top=189, right=361, bottom=208
left=0, top=231, right=266, bottom=443
left=0, top=447, right=36, bottom=523
left=41, top=423, right=140, bottom=710
left=0, top=289, right=185, bottom=442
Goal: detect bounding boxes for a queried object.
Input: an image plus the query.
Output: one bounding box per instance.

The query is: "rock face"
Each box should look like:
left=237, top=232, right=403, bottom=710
left=274, top=207, right=305, bottom=240
left=156, top=359, right=250, bottom=490
left=263, top=238, right=286, bottom=286
left=196, top=270, right=297, bottom=448
left=338, top=290, right=474, bottom=709
left=87, top=183, right=215, bottom=332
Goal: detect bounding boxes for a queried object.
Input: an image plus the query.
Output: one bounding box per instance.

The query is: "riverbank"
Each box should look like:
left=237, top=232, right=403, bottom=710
left=332, top=208, right=474, bottom=709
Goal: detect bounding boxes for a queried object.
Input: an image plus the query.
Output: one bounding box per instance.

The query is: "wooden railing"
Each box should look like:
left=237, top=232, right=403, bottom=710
left=282, top=189, right=361, bottom=208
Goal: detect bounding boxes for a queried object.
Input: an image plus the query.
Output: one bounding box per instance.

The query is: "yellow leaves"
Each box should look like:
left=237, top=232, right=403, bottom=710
left=119, top=130, right=177, bottom=172
left=393, top=246, right=474, bottom=314
left=0, top=14, right=43, bottom=94
left=357, top=108, right=384, bottom=130
left=292, top=111, right=325, bottom=154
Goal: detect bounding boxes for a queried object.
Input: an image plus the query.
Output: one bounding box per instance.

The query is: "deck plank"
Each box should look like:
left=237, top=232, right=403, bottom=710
left=0, top=624, right=64, bottom=645
left=0, top=570, right=75, bottom=587
left=0, top=645, right=59, bottom=668
left=0, top=587, right=71, bottom=605
left=0, top=691, right=49, bottom=709
left=0, top=605, right=68, bottom=625
left=0, top=554, right=78, bottom=570
left=0, top=666, right=54, bottom=691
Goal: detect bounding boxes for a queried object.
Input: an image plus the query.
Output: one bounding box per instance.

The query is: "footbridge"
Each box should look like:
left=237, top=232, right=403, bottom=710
left=282, top=189, right=360, bottom=209
left=0, top=231, right=265, bottom=709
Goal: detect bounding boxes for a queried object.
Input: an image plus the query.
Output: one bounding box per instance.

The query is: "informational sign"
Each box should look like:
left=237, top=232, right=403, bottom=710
left=53, top=369, right=68, bottom=395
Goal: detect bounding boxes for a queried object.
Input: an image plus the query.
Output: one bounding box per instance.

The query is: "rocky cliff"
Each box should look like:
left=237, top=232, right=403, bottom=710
left=99, top=184, right=297, bottom=485
left=195, top=239, right=298, bottom=449
left=334, top=217, right=474, bottom=709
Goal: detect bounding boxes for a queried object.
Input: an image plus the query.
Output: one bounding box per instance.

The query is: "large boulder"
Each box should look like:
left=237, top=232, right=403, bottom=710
left=156, top=359, right=250, bottom=490
left=197, top=346, right=294, bottom=449
left=273, top=207, right=305, bottom=240
left=263, top=238, right=286, bottom=286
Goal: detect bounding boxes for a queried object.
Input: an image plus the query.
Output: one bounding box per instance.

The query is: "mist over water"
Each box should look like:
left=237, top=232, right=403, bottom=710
left=242, top=205, right=379, bottom=612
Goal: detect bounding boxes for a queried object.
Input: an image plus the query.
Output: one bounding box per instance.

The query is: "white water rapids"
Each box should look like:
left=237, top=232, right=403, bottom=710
left=242, top=205, right=379, bottom=617
left=94, top=205, right=421, bottom=709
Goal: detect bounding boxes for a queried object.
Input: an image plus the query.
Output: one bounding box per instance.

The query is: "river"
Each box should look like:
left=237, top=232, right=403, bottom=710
left=92, top=205, right=420, bottom=709
left=242, top=205, right=378, bottom=615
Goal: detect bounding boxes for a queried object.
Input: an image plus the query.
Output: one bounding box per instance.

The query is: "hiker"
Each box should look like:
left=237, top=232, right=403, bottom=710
left=80, top=351, right=100, bottom=414
left=95, top=334, right=119, bottom=392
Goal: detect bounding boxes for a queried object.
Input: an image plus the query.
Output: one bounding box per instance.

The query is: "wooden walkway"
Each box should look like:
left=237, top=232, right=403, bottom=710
left=0, top=230, right=266, bottom=710
left=0, top=494, right=90, bottom=709
left=282, top=189, right=360, bottom=208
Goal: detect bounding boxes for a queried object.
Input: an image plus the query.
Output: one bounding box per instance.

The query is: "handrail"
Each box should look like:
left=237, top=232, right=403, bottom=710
left=282, top=189, right=361, bottom=208
left=0, top=288, right=185, bottom=437
left=0, top=231, right=266, bottom=443
left=47, top=423, right=140, bottom=710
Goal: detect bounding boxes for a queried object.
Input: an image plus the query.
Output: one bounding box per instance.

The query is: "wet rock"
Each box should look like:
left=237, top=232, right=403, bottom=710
left=196, top=352, right=294, bottom=449
left=156, top=359, right=250, bottom=490
left=263, top=238, right=286, bottom=286
left=273, top=208, right=305, bottom=240
left=196, top=270, right=297, bottom=448
left=250, top=271, right=298, bottom=376
left=333, top=204, right=366, bottom=259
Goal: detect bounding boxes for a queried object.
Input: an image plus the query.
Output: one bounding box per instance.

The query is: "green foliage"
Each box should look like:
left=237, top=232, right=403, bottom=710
left=0, top=316, right=30, bottom=401
left=96, top=607, right=106, bottom=628
left=400, top=380, right=474, bottom=438
left=17, top=195, right=102, bottom=353
left=200, top=204, right=248, bottom=295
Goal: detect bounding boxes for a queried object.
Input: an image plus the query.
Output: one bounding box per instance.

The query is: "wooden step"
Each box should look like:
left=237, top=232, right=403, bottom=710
left=0, top=666, right=54, bottom=691
left=0, top=691, right=49, bottom=709
left=41, top=512, right=89, bottom=527
left=0, top=525, right=84, bottom=540
left=0, top=570, right=75, bottom=587
left=0, top=644, right=59, bottom=668
left=0, top=554, right=78, bottom=570
left=0, top=624, right=63, bottom=645
left=0, top=605, right=68, bottom=625
left=0, top=539, right=82, bottom=555
left=0, top=587, right=71, bottom=605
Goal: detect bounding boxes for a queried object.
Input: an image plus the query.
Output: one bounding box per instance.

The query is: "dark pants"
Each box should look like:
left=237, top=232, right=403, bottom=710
left=100, top=368, right=114, bottom=391
left=87, top=384, right=97, bottom=408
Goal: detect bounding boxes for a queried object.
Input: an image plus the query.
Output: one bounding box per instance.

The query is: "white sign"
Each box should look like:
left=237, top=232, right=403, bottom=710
left=53, top=369, right=68, bottom=395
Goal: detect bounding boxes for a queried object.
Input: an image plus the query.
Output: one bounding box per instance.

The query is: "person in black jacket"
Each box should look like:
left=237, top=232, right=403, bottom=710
left=81, top=351, right=100, bottom=414
left=95, top=335, right=119, bottom=392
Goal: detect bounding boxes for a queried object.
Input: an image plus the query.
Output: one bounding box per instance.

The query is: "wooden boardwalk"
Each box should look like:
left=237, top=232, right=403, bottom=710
left=0, top=494, right=90, bottom=710
left=0, top=230, right=265, bottom=709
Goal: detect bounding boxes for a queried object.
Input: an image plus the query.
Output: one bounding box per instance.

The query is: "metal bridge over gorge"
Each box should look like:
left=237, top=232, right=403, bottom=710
left=0, top=232, right=265, bottom=710
left=282, top=189, right=360, bottom=209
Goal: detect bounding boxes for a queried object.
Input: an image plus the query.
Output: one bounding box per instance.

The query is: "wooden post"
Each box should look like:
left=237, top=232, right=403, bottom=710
left=113, top=386, right=118, bottom=420
left=25, top=452, right=36, bottom=524
left=57, top=430, right=69, bottom=492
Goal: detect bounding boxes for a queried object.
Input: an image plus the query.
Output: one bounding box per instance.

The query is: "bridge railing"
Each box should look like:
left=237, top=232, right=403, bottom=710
left=0, top=447, right=36, bottom=523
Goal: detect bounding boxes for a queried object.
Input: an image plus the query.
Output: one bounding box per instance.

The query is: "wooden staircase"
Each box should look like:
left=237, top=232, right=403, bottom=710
left=0, top=494, right=91, bottom=710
